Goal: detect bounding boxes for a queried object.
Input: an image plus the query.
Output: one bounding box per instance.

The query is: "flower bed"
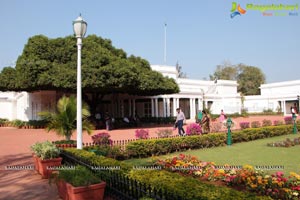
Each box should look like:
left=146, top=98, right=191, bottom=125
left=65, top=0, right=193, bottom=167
left=63, top=148, right=269, bottom=200
left=267, top=137, right=300, bottom=147
left=155, top=154, right=300, bottom=199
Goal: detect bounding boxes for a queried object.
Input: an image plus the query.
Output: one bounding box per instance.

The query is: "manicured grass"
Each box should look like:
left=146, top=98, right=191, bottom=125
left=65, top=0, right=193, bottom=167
left=123, top=133, right=300, bottom=174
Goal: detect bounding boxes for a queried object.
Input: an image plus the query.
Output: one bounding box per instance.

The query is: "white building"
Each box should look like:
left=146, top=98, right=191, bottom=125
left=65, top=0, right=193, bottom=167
left=244, top=80, right=300, bottom=114
left=0, top=65, right=299, bottom=122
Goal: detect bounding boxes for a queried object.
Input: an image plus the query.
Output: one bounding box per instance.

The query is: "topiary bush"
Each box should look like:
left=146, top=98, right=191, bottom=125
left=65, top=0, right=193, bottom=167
left=284, top=116, right=293, bottom=125
left=91, top=132, right=112, bottom=145
left=251, top=121, right=261, bottom=128
left=135, top=129, right=149, bottom=139
left=273, top=120, right=284, bottom=126
left=239, top=122, right=250, bottom=129
left=186, top=123, right=202, bottom=135
left=156, top=129, right=173, bottom=138
left=262, top=119, right=272, bottom=127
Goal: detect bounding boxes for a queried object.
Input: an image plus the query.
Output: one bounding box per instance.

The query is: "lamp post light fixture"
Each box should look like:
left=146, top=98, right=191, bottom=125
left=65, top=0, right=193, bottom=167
left=73, top=14, right=87, bottom=149
left=226, top=117, right=233, bottom=146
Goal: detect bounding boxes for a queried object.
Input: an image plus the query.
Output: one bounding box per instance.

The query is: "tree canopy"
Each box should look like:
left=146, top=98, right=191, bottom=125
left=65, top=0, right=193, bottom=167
left=210, top=62, right=266, bottom=95
left=0, top=34, right=179, bottom=95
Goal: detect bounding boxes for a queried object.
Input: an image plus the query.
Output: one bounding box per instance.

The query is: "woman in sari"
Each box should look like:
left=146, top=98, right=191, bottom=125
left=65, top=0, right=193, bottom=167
left=200, top=110, right=210, bottom=134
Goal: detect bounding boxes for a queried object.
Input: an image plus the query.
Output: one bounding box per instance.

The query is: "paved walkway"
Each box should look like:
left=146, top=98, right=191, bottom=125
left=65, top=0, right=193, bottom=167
left=0, top=115, right=287, bottom=200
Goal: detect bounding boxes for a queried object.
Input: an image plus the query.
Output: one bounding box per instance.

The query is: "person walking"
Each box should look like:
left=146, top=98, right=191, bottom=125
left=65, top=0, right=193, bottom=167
left=201, top=110, right=210, bottom=134
left=175, top=108, right=186, bottom=136
left=104, top=111, right=111, bottom=131
left=219, top=109, right=226, bottom=123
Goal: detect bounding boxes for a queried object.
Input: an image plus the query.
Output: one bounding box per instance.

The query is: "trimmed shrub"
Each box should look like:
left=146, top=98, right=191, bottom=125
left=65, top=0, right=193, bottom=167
left=251, top=121, right=261, bottom=128
left=156, top=129, right=173, bottom=138
left=284, top=116, right=293, bottom=125
left=135, top=129, right=149, bottom=139
left=211, top=122, right=223, bottom=132
left=273, top=120, right=284, bottom=126
left=186, top=123, right=202, bottom=135
left=262, top=119, right=272, bottom=127
left=239, top=122, right=250, bottom=129
left=91, top=132, right=112, bottom=145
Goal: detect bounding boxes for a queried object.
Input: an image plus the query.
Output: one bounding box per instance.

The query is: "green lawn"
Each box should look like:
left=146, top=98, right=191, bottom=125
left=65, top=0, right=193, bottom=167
left=123, top=134, right=300, bottom=175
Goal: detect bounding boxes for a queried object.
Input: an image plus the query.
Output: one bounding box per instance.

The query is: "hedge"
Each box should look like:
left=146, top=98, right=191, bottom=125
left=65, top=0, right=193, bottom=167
left=63, top=148, right=270, bottom=200
left=126, top=125, right=299, bottom=158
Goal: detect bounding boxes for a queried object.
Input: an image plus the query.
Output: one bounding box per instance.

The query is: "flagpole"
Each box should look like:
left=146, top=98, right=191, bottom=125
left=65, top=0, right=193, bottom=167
left=164, top=23, right=167, bottom=64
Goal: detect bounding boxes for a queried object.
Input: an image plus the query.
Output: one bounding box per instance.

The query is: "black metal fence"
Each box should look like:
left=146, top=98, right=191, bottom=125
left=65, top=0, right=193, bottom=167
left=61, top=152, right=180, bottom=200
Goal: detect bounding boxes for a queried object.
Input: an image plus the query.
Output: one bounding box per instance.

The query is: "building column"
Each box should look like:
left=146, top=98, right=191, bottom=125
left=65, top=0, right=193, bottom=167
left=189, top=98, right=194, bottom=120
left=192, top=98, right=196, bottom=119
left=173, top=98, right=177, bottom=116
left=282, top=100, right=286, bottom=115
left=176, top=98, right=180, bottom=109
left=163, top=98, right=166, bottom=117
left=151, top=98, right=155, bottom=117
left=166, top=98, right=170, bottom=117
left=198, top=98, right=202, bottom=111
left=155, top=98, right=158, bottom=117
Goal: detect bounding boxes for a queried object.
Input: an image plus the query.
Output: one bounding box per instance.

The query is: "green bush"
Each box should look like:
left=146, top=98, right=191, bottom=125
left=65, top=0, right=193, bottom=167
left=0, top=118, right=9, bottom=126
left=84, top=145, right=127, bottom=160
left=129, top=170, right=270, bottom=200
left=262, top=119, right=272, bottom=127
left=31, top=141, right=60, bottom=160
left=11, top=119, right=25, bottom=128
left=251, top=121, right=261, bottom=128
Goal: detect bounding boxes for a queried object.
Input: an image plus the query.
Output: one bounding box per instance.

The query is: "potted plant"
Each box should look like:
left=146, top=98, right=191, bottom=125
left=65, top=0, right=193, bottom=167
left=54, top=165, right=106, bottom=200
left=30, top=142, right=43, bottom=172
left=31, top=141, right=62, bottom=178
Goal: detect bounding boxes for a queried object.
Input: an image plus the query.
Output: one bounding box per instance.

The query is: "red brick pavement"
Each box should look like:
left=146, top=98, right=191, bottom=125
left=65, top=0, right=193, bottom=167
left=0, top=115, right=288, bottom=200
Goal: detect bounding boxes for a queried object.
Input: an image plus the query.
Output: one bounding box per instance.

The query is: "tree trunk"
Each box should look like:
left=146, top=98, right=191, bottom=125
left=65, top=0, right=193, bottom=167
left=65, top=134, right=71, bottom=141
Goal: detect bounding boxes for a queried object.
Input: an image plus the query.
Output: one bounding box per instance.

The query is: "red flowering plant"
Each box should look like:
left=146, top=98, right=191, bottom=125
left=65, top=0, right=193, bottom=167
left=186, top=123, right=202, bottom=136
left=135, top=129, right=149, bottom=139
left=155, top=154, right=216, bottom=178
left=155, top=154, right=300, bottom=199
left=91, top=132, right=112, bottom=146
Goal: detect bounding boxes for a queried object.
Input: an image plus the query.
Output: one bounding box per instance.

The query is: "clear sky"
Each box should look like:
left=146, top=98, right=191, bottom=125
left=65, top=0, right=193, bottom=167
left=0, top=0, right=299, bottom=83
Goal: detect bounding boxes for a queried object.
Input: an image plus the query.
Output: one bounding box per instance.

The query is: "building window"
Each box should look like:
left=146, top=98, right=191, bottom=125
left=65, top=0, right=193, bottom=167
left=144, top=102, right=151, bottom=117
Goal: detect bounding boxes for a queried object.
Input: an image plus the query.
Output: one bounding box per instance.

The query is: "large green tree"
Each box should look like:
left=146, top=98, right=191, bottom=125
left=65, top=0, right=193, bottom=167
left=0, top=34, right=179, bottom=114
left=210, top=63, right=266, bottom=95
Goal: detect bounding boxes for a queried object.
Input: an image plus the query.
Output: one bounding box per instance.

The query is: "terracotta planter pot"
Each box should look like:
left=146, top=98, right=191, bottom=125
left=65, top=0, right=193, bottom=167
left=56, top=180, right=68, bottom=200
left=32, top=153, right=39, bottom=172
left=37, top=157, right=62, bottom=179
left=66, top=181, right=106, bottom=200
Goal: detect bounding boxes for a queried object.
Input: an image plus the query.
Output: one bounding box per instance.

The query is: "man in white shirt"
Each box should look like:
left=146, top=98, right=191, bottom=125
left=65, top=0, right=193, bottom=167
left=175, top=108, right=186, bottom=136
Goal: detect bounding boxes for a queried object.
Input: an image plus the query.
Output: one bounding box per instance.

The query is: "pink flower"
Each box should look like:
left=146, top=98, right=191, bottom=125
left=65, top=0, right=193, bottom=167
left=276, top=171, right=284, bottom=177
